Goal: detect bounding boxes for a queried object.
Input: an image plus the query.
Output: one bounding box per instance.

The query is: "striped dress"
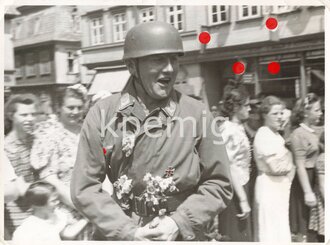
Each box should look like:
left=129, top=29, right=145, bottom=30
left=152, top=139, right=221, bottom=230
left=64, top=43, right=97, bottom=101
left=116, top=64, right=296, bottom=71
left=4, top=132, right=37, bottom=236
left=309, top=153, right=324, bottom=236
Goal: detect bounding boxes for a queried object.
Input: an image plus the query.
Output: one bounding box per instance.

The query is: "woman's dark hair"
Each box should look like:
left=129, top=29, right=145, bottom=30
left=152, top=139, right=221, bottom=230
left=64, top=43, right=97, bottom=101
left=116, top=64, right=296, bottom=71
left=25, top=181, right=56, bottom=207
left=4, top=94, right=40, bottom=134
left=291, top=93, right=320, bottom=128
left=220, top=79, right=249, bottom=118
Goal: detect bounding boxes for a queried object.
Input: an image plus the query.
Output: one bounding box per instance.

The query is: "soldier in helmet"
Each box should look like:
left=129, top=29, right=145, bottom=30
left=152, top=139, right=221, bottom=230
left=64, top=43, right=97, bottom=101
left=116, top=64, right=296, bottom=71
left=71, top=21, right=232, bottom=241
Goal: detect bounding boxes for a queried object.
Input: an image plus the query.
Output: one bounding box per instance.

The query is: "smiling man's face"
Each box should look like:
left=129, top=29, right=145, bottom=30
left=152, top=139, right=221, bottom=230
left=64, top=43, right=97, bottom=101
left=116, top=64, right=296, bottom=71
left=138, top=53, right=179, bottom=100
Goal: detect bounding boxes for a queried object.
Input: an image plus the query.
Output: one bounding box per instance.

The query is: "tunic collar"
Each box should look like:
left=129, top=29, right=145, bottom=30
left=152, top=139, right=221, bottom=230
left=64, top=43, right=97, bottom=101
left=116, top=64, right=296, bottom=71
left=117, top=76, right=177, bottom=120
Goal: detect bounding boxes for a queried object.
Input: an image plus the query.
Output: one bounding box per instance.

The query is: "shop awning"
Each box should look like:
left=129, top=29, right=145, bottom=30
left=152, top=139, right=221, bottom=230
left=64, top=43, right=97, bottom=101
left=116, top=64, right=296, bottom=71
left=311, top=69, right=324, bottom=81
left=88, top=69, right=130, bottom=95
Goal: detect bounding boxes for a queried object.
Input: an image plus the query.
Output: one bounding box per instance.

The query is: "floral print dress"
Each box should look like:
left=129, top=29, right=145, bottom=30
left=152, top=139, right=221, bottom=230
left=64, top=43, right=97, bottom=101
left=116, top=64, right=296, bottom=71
left=31, top=119, right=90, bottom=239
left=31, top=119, right=79, bottom=185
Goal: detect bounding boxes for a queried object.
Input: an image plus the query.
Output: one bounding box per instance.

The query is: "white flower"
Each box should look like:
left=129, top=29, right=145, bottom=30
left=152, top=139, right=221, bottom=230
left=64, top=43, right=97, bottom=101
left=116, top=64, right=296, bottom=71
left=169, top=185, right=178, bottom=192
left=143, top=173, right=152, bottom=182
left=154, top=176, right=163, bottom=183
left=116, top=191, right=122, bottom=200
left=151, top=196, right=159, bottom=205
left=119, top=175, right=128, bottom=185
left=159, top=180, right=170, bottom=192
left=122, top=179, right=132, bottom=194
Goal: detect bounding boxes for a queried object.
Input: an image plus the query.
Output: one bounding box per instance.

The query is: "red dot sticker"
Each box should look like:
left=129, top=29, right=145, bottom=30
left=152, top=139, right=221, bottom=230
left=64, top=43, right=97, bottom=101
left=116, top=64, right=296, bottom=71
left=232, top=62, right=245, bottom=75
left=266, top=17, right=278, bottom=30
left=103, top=147, right=107, bottom=155
left=268, top=62, right=281, bottom=75
left=199, top=32, right=211, bottom=44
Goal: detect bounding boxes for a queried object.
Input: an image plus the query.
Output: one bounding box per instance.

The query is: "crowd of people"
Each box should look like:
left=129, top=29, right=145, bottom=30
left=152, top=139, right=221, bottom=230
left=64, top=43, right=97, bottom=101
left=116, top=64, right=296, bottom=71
left=213, top=81, right=324, bottom=243
left=3, top=21, right=325, bottom=243
left=3, top=81, right=325, bottom=243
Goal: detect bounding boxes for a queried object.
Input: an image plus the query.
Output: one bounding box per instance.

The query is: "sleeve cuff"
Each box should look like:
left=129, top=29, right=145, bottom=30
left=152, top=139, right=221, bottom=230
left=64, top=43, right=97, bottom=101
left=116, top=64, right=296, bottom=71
left=170, top=209, right=195, bottom=241
left=111, top=221, right=138, bottom=241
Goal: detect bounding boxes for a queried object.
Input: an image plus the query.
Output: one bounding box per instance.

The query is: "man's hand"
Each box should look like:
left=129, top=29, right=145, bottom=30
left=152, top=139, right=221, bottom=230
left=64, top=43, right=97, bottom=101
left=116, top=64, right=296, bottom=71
left=147, top=216, right=179, bottom=241
left=134, top=224, right=163, bottom=241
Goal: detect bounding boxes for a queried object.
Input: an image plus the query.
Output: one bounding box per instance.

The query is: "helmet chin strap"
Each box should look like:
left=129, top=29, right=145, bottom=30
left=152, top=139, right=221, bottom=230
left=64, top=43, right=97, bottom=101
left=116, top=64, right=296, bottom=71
left=132, top=58, right=150, bottom=98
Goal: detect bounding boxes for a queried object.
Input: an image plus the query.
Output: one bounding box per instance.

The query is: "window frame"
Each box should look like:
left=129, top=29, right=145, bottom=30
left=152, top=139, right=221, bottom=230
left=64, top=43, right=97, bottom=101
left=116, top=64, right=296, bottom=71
left=238, top=5, right=261, bottom=20
left=67, top=51, right=79, bottom=74
left=166, top=5, right=184, bottom=32
left=14, top=21, right=22, bottom=39
left=140, top=7, right=155, bottom=23
left=39, top=50, right=51, bottom=75
left=272, top=6, right=298, bottom=14
left=90, top=16, right=104, bottom=45
left=112, top=12, right=127, bottom=42
left=25, top=52, right=36, bottom=77
left=15, top=55, right=23, bottom=78
left=208, top=5, right=229, bottom=25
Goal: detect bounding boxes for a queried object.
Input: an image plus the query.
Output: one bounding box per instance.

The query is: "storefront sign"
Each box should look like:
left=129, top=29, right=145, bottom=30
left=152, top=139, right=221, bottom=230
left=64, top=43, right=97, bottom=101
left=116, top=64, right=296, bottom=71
left=306, top=50, right=324, bottom=59
left=242, top=73, right=254, bottom=84
left=259, top=53, right=301, bottom=63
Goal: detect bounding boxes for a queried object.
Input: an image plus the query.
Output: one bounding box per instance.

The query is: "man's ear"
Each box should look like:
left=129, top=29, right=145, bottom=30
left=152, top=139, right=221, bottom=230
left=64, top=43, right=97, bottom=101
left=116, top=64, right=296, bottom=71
left=125, top=59, right=138, bottom=77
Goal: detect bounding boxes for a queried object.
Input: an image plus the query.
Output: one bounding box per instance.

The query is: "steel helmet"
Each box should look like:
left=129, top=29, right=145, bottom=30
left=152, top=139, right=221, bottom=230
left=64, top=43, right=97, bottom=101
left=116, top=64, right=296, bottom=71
left=123, top=21, right=184, bottom=60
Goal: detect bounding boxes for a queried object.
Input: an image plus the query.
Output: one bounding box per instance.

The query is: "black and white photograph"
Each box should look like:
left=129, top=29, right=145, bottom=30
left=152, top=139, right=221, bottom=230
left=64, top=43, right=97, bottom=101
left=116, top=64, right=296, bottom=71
left=2, top=3, right=327, bottom=243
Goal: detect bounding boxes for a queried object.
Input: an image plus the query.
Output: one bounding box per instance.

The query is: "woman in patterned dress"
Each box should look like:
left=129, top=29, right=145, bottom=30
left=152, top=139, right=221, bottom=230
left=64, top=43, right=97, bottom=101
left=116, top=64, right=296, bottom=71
left=218, top=81, right=253, bottom=241
left=30, top=85, right=89, bottom=240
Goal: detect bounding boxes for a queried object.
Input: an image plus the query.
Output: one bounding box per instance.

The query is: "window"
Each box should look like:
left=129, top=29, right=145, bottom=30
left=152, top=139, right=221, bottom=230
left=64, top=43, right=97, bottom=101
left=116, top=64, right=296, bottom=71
left=72, top=7, right=81, bottom=32
left=90, top=17, right=104, bottom=45
left=39, top=50, right=51, bottom=75
left=26, top=53, right=36, bottom=77
left=34, top=17, right=40, bottom=34
left=14, top=22, right=22, bottom=39
left=272, top=6, right=298, bottom=14
left=67, top=51, right=79, bottom=74
left=15, top=55, right=23, bottom=78
left=166, top=6, right=184, bottom=32
left=238, top=5, right=261, bottom=20
left=208, top=5, right=229, bottom=25
left=140, top=7, right=155, bottom=22
left=113, top=13, right=127, bottom=42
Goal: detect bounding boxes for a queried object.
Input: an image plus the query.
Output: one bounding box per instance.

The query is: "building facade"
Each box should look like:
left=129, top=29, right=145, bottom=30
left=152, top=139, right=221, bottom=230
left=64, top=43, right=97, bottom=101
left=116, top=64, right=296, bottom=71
left=10, top=5, right=83, bottom=107
left=78, top=5, right=325, bottom=107
left=4, top=6, right=20, bottom=100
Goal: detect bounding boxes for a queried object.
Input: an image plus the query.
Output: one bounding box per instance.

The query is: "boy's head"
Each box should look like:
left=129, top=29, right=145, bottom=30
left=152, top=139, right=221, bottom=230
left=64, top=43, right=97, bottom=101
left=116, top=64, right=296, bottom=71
left=25, top=181, right=58, bottom=211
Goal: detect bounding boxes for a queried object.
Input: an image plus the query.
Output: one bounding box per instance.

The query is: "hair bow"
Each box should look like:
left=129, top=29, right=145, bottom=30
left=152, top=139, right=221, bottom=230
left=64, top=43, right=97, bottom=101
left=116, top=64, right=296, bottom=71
left=68, top=84, right=88, bottom=96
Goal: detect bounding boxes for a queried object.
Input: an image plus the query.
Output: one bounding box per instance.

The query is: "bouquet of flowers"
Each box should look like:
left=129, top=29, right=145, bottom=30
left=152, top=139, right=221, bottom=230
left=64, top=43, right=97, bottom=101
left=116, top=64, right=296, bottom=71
left=113, top=168, right=178, bottom=216
left=139, top=172, right=178, bottom=216
left=113, top=175, right=133, bottom=210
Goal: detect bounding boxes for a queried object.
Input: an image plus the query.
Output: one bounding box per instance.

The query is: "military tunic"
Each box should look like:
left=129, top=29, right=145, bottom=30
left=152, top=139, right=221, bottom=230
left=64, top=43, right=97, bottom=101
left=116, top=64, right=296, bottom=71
left=71, top=79, right=232, bottom=241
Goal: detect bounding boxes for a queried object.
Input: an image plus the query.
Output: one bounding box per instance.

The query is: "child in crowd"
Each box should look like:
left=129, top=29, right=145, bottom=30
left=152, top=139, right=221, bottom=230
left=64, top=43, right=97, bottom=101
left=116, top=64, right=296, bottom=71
left=12, top=181, right=88, bottom=244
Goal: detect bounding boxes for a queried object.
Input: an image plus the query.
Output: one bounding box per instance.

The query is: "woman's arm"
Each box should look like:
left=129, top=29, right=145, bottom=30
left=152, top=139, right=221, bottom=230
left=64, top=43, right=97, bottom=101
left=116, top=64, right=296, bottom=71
left=296, top=161, right=316, bottom=207
left=291, top=133, right=316, bottom=207
left=229, top=166, right=250, bottom=219
left=60, top=219, right=89, bottom=240
left=318, top=174, right=324, bottom=200
left=221, top=123, right=250, bottom=219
